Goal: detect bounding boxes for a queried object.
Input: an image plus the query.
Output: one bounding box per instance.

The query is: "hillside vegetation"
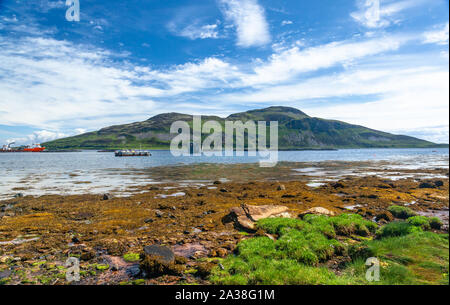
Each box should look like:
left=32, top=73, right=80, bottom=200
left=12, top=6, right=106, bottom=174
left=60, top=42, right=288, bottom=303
left=43, top=106, right=443, bottom=150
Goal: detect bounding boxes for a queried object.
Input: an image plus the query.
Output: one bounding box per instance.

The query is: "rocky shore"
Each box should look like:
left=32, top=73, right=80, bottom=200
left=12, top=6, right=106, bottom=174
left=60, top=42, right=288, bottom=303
left=0, top=162, right=448, bottom=285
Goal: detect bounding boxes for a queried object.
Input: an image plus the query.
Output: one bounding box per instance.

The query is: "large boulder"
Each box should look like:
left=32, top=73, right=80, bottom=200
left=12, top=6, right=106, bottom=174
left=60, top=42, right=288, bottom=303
left=222, top=204, right=290, bottom=231
left=299, top=207, right=335, bottom=218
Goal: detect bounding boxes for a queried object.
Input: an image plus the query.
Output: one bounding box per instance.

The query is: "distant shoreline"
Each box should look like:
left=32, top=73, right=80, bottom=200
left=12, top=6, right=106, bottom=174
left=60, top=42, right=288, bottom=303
left=39, top=145, right=449, bottom=153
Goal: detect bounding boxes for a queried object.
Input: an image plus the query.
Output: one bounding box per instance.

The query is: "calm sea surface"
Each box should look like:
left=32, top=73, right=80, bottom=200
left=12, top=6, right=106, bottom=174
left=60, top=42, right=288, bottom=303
left=0, top=148, right=448, bottom=199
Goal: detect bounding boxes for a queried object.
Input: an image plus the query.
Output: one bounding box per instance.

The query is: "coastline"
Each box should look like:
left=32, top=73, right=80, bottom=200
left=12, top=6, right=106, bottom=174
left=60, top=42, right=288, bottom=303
left=40, top=144, right=450, bottom=152
left=0, top=160, right=448, bottom=285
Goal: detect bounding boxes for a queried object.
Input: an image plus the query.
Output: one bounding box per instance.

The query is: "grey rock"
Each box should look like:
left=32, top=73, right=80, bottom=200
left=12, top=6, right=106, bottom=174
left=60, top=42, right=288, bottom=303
left=143, top=245, right=174, bottom=263
left=126, top=264, right=141, bottom=277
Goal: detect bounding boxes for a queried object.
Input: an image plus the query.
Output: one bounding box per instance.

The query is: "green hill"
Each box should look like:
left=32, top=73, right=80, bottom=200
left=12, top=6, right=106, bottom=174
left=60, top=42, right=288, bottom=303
left=43, top=106, right=445, bottom=150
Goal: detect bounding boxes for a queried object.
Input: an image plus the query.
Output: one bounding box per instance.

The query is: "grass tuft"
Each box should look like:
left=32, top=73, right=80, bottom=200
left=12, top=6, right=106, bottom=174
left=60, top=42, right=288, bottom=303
left=429, top=217, right=443, bottom=230
left=376, top=221, right=422, bottom=238
left=407, top=216, right=431, bottom=230
left=388, top=205, right=416, bottom=219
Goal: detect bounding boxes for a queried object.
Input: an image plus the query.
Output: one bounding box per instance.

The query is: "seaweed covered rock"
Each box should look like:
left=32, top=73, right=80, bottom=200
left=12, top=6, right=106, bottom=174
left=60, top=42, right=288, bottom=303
left=99, top=239, right=127, bottom=256
left=418, top=182, right=435, bottom=189
left=80, top=248, right=96, bottom=261
left=140, top=245, right=184, bottom=277
left=102, top=193, right=112, bottom=200
left=222, top=204, right=290, bottom=231
left=434, top=180, right=444, bottom=187
left=195, top=262, right=216, bottom=278
left=331, top=182, right=345, bottom=188
left=375, top=211, right=394, bottom=222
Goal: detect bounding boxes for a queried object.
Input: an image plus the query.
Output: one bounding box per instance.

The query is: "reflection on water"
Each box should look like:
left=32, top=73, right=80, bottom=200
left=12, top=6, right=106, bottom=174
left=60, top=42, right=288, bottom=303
left=0, top=148, right=448, bottom=199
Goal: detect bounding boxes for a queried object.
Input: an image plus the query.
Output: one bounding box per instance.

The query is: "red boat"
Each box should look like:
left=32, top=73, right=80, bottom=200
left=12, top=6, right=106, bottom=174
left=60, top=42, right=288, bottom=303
left=1, top=143, right=46, bottom=152
left=23, top=144, right=46, bottom=152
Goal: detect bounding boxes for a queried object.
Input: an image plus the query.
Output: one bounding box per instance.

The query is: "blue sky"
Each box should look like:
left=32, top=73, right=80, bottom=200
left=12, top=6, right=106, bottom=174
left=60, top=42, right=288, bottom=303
left=0, top=0, right=448, bottom=145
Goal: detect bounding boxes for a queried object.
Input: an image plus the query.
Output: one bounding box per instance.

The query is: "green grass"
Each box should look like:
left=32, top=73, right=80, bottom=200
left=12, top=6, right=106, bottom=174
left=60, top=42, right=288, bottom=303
left=236, top=237, right=277, bottom=260
left=210, top=214, right=449, bottom=285
left=407, top=216, right=431, bottom=230
left=376, top=221, right=422, bottom=238
left=377, top=214, right=443, bottom=239
left=303, top=213, right=377, bottom=237
left=345, top=232, right=449, bottom=284
left=276, top=230, right=345, bottom=264
left=429, top=217, right=444, bottom=230
left=255, top=214, right=377, bottom=266
left=209, top=257, right=348, bottom=285
left=388, top=205, right=417, bottom=219
left=257, top=218, right=309, bottom=235
left=329, top=214, right=378, bottom=237
left=257, top=213, right=377, bottom=239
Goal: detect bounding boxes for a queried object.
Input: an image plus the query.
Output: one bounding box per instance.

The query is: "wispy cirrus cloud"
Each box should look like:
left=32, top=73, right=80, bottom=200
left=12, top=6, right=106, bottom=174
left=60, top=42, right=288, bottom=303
left=168, top=20, right=221, bottom=40
left=241, top=35, right=406, bottom=86
left=423, top=23, right=449, bottom=45
left=219, top=0, right=271, bottom=47
left=3, top=30, right=447, bottom=142
left=351, top=0, right=428, bottom=28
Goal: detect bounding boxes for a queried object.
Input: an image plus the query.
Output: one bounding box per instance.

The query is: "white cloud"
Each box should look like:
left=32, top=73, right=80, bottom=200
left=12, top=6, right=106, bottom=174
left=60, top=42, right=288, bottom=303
left=75, top=128, right=87, bottom=135
left=241, top=35, right=406, bottom=86
left=181, top=23, right=219, bottom=39
left=219, top=0, right=271, bottom=47
left=0, top=37, right=156, bottom=130
left=0, top=35, right=242, bottom=133
left=0, top=20, right=448, bottom=143
left=351, top=0, right=426, bottom=28
left=169, top=21, right=220, bottom=40
left=281, top=20, right=293, bottom=26
left=389, top=125, right=449, bottom=144
left=423, top=23, right=449, bottom=45
left=39, top=0, right=66, bottom=11
left=8, top=130, right=69, bottom=145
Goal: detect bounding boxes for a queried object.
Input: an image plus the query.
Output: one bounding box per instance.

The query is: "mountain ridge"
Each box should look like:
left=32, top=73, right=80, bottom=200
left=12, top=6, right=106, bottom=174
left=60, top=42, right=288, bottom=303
left=43, top=106, right=447, bottom=150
